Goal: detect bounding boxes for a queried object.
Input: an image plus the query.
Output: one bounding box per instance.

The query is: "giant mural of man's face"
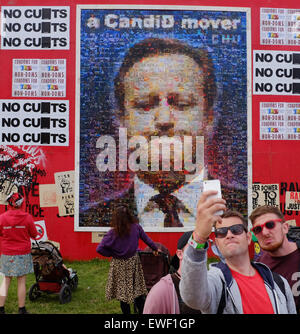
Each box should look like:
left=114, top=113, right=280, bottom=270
left=123, top=54, right=206, bottom=137
left=116, top=39, right=216, bottom=193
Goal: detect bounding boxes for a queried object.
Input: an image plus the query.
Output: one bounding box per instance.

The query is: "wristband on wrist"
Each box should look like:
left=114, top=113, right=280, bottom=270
left=192, top=231, right=208, bottom=244
left=188, top=234, right=207, bottom=250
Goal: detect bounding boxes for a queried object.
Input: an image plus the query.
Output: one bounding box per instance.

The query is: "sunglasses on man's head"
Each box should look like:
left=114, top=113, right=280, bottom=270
left=214, top=224, right=247, bottom=239
left=251, top=219, right=283, bottom=235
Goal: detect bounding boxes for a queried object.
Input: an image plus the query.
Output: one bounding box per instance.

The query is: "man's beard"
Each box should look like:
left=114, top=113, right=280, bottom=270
left=260, top=238, right=284, bottom=252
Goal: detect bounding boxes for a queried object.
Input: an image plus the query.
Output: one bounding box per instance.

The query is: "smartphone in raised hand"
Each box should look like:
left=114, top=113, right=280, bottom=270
left=203, top=179, right=223, bottom=215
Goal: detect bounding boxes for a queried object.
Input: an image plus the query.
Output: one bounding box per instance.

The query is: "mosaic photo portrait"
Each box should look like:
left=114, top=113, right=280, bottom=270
left=75, top=6, right=251, bottom=231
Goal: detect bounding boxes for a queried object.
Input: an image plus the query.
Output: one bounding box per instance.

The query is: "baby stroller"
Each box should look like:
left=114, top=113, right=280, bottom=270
left=138, top=242, right=171, bottom=290
left=135, top=242, right=170, bottom=313
left=28, top=241, right=78, bottom=304
left=134, top=242, right=170, bottom=313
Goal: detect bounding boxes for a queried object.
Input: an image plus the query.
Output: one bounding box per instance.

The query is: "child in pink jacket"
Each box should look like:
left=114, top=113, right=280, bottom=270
left=143, top=231, right=201, bottom=314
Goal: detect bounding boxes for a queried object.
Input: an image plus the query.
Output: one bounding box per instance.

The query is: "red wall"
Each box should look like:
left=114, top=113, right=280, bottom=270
left=0, top=0, right=299, bottom=260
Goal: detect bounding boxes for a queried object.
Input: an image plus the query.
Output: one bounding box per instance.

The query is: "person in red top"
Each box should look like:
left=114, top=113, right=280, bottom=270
left=0, top=193, right=38, bottom=314
left=230, top=268, right=274, bottom=314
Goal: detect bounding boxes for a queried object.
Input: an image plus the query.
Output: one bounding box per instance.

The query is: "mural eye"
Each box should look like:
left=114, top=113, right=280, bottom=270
left=177, top=101, right=191, bottom=111
left=134, top=96, right=159, bottom=113
left=167, top=94, right=192, bottom=111
left=134, top=102, right=152, bottom=113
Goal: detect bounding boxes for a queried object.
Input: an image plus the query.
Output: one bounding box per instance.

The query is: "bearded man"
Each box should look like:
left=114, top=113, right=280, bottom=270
left=250, top=205, right=300, bottom=313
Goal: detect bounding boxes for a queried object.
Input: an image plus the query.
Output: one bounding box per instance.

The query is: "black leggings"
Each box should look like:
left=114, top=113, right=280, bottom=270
left=120, top=295, right=145, bottom=314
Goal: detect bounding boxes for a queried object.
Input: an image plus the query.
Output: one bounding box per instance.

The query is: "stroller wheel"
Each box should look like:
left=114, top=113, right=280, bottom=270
left=59, top=284, right=72, bottom=304
left=29, top=283, right=41, bottom=301
left=69, top=274, right=78, bottom=291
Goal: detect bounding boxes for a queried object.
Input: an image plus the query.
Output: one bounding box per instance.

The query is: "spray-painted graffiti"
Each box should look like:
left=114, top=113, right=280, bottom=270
left=0, top=145, right=46, bottom=217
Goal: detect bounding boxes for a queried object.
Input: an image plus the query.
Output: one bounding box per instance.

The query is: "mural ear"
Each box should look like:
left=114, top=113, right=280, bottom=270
left=201, top=108, right=215, bottom=139
left=205, top=108, right=214, bottom=127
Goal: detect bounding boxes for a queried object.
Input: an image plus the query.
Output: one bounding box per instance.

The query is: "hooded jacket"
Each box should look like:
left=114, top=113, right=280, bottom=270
left=180, top=245, right=297, bottom=314
left=143, top=274, right=180, bottom=314
left=0, top=209, right=38, bottom=255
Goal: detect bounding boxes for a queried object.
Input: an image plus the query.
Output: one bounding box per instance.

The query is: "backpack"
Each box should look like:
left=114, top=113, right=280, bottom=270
left=287, top=226, right=300, bottom=248
left=170, top=273, right=201, bottom=314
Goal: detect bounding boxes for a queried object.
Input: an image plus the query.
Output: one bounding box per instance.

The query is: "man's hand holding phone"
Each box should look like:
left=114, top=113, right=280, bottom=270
left=193, top=180, right=226, bottom=243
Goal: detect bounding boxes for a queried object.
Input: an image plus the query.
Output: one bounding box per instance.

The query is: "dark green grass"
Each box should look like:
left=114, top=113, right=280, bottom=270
left=2, top=258, right=120, bottom=314
left=1, top=257, right=219, bottom=314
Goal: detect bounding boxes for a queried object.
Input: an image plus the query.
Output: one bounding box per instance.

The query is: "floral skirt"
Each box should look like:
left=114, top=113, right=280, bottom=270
left=0, top=253, right=34, bottom=277
left=105, top=253, right=147, bottom=304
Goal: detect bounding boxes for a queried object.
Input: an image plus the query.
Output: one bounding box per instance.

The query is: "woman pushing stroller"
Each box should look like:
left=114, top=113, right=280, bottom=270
left=96, top=205, right=159, bottom=314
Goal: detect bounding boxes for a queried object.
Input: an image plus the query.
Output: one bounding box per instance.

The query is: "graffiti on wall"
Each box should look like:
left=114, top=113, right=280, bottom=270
left=0, top=145, right=46, bottom=216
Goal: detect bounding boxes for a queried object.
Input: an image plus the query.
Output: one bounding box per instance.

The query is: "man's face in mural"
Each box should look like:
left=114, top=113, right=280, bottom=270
left=121, top=53, right=211, bottom=193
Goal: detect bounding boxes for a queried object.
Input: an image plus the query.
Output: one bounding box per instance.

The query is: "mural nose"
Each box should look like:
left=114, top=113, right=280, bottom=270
left=154, top=98, right=175, bottom=135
